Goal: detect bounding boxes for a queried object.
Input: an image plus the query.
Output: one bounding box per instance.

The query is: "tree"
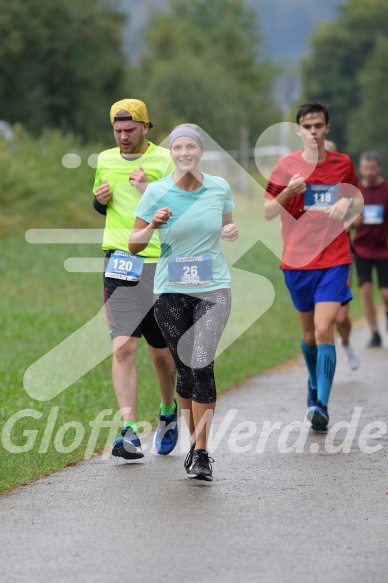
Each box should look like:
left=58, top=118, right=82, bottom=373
left=138, top=53, right=244, bottom=146
left=302, top=0, right=388, bottom=153
left=346, top=36, right=388, bottom=163
left=134, top=0, right=278, bottom=149
left=0, top=0, right=127, bottom=141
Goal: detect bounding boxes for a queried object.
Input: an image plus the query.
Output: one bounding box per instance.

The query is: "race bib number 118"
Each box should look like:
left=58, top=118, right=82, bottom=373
left=304, top=184, right=340, bottom=210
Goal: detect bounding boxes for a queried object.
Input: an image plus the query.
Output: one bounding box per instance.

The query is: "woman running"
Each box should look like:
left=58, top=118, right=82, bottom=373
left=129, top=123, right=238, bottom=481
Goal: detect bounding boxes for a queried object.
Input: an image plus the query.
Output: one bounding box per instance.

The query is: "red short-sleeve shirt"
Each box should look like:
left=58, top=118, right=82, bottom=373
left=266, top=150, right=360, bottom=270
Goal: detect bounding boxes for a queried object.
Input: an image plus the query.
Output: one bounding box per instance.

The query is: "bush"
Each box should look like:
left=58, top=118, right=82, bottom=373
left=0, top=125, right=105, bottom=237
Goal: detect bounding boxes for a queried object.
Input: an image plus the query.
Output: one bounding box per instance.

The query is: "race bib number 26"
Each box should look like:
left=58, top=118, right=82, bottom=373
left=168, top=254, right=213, bottom=286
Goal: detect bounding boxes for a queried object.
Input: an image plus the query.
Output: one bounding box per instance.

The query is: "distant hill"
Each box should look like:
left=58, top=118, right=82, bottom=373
left=119, top=0, right=341, bottom=66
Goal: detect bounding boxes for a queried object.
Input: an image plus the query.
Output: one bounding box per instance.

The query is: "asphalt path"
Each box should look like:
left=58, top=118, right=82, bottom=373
left=1, top=320, right=387, bottom=583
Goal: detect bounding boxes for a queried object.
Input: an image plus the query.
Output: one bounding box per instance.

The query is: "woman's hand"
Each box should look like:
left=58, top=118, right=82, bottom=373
left=221, top=223, right=239, bottom=241
left=151, top=207, right=173, bottom=228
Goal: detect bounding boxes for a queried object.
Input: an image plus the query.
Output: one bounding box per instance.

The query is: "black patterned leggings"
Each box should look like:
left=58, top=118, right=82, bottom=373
left=153, top=289, right=231, bottom=403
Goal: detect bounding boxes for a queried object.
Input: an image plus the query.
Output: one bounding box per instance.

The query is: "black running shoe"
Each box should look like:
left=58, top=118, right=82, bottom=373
left=367, top=331, right=382, bottom=348
left=186, top=449, right=214, bottom=481
left=184, top=442, right=196, bottom=471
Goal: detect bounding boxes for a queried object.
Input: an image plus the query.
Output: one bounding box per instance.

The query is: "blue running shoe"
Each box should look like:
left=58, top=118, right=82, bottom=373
left=112, top=426, right=144, bottom=460
left=307, top=381, right=317, bottom=408
left=154, top=399, right=178, bottom=455
left=307, top=400, right=329, bottom=433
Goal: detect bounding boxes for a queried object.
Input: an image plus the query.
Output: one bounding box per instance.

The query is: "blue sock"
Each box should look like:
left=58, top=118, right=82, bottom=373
left=301, top=339, right=317, bottom=388
left=317, top=344, right=336, bottom=407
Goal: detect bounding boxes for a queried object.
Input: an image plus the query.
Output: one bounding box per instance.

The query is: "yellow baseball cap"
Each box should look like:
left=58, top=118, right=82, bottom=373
left=110, top=98, right=153, bottom=128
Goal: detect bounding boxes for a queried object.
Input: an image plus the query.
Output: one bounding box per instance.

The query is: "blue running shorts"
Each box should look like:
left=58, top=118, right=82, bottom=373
left=283, top=265, right=352, bottom=313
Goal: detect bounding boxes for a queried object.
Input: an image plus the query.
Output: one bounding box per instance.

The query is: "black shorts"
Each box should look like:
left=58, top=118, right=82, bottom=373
left=103, top=254, right=167, bottom=347
left=354, top=256, right=388, bottom=288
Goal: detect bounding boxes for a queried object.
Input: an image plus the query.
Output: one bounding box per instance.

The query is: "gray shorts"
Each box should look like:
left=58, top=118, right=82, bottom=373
left=103, top=255, right=167, bottom=347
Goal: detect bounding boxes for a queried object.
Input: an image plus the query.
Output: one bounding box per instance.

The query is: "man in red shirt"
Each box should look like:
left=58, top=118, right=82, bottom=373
left=353, top=151, right=388, bottom=347
left=264, top=102, right=363, bottom=432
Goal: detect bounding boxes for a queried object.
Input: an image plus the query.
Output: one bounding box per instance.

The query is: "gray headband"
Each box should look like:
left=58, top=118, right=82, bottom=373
left=169, top=127, right=204, bottom=150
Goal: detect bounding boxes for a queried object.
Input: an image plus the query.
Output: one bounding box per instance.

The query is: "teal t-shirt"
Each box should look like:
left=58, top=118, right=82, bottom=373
left=134, top=172, right=235, bottom=293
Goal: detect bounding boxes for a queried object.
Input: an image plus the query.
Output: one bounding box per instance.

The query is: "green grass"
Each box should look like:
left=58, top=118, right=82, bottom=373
left=1, top=237, right=171, bottom=492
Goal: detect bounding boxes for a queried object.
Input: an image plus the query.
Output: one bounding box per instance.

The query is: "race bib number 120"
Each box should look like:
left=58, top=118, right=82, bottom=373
left=105, top=250, right=144, bottom=281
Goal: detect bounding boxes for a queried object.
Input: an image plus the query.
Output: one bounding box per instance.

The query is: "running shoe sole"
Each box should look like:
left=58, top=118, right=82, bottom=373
left=186, top=471, right=213, bottom=482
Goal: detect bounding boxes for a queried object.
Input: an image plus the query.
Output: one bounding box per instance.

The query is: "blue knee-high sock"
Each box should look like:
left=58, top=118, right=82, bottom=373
left=301, top=339, right=317, bottom=388
left=317, top=344, right=336, bottom=407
